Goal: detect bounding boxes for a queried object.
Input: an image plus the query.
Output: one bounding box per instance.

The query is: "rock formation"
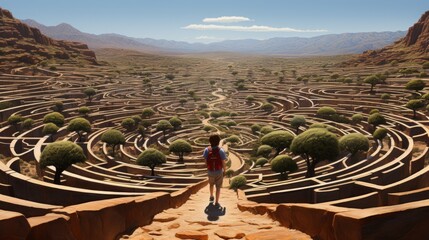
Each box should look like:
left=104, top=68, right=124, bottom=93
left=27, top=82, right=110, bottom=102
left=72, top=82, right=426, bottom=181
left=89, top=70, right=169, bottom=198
left=0, top=7, right=97, bottom=72
left=349, top=10, right=429, bottom=65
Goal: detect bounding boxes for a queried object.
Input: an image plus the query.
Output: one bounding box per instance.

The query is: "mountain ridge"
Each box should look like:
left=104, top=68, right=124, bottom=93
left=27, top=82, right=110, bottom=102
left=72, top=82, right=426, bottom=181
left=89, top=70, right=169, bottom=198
left=22, top=19, right=406, bottom=56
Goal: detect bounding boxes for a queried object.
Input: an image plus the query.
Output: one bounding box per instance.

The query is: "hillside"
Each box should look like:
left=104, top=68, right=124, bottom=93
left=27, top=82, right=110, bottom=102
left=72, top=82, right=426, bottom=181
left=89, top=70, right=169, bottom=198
left=23, top=19, right=405, bottom=56
left=0, top=8, right=97, bottom=73
left=351, top=10, right=429, bottom=65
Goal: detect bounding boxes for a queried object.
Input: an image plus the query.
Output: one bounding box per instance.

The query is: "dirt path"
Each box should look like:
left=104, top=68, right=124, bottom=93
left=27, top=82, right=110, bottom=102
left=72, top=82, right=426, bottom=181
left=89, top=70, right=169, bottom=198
left=122, top=179, right=311, bottom=240
left=202, top=88, right=243, bottom=172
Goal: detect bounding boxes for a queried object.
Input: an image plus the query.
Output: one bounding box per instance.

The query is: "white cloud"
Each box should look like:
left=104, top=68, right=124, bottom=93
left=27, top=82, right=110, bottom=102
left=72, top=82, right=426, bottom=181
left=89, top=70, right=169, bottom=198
left=196, top=35, right=220, bottom=40
left=183, top=24, right=327, bottom=33
left=203, top=16, right=251, bottom=23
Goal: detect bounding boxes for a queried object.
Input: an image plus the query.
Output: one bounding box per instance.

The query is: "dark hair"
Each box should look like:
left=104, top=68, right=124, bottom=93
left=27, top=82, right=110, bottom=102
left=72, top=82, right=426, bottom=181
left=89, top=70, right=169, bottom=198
left=209, top=134, right=221, bottom=147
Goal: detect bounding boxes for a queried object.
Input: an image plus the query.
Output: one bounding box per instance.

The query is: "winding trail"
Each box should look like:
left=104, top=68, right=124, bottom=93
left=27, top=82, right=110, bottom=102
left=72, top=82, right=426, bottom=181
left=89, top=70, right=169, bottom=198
left=202, top=88, right=243, bottom=172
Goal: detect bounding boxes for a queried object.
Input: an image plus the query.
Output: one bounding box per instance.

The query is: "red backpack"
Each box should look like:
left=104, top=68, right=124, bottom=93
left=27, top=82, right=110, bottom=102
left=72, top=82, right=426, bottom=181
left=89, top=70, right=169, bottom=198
left=207, top=147, right=223, bottom=171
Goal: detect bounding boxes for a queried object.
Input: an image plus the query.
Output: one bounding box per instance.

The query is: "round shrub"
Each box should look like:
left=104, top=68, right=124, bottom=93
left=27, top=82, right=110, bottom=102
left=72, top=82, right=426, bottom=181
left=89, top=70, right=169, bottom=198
left=43, top=112, right=65, bottom=126
left=339, top=133, right=370, bottom=156
left=373, top=128, right=388, bottom=140
left=255, top=158, right=268, bottom=167
left=256, top=145, right=272, bottom=157
left=250, top=124, right=261, bottom=134
left=229, top=175, right=247, bottom=190
left=270, top=155, right=298, bottom=177
left=317, top=106, right=336, bottom=117
left=351, top=114, right=363, bottom=124
left=261, top=130, right=294, bottom=154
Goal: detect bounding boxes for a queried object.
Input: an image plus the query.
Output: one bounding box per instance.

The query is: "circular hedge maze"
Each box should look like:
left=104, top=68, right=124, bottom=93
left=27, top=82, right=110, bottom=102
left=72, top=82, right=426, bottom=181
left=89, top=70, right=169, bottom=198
left=1, top=55, right=429, bottom=239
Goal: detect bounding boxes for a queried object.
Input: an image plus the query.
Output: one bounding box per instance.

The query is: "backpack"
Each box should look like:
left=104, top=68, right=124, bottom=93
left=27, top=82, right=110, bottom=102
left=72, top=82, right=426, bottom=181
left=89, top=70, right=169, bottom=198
left=207, top=147, right=223, bottom=171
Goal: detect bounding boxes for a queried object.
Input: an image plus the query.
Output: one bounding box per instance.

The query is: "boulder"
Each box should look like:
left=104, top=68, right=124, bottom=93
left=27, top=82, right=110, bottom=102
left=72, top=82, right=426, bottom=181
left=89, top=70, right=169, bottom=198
left=153, top=212, right=180, bottom=222
left=214, top=228, right=245, bottom=239
left=175, top=230, right=208, bottom=240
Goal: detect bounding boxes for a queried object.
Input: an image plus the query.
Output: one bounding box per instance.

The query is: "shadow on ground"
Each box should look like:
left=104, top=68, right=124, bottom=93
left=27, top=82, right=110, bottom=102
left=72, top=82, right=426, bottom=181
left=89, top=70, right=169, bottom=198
left=204, top=203, right=226, bottom=221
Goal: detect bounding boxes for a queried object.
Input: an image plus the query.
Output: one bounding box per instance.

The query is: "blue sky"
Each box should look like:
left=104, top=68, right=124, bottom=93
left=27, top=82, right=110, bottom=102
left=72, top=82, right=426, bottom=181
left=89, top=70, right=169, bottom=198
left=1, top=0, right=428, bottom=43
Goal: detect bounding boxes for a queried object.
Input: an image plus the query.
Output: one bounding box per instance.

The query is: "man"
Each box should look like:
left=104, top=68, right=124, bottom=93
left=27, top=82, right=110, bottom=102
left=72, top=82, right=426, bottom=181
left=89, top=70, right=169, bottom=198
left=203, top=134, right=227, bottom=207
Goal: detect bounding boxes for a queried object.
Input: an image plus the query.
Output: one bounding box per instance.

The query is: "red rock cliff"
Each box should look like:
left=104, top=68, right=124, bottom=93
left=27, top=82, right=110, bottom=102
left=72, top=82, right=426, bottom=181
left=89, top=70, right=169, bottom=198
left=347, top=10, right=429, bottom=65
left=0, top=7, right=97, bottom=71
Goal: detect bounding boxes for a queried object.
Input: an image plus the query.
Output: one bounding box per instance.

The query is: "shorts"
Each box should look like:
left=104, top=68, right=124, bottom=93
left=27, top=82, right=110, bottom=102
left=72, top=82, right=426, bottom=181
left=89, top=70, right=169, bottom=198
left=208, top=171, right=223, bottom=188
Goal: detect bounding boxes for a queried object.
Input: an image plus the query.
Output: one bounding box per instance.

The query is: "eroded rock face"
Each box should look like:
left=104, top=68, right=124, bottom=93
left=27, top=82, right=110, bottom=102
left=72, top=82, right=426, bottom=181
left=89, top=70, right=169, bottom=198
left=27, top=214, right=75, bottom=240
left=0, top=7, right=97, bottom=72
left=347, top=10, right=429, bottom=65
left=403, top=11, right=429, bottom=49
left=0, top=210, right=31, bottom=240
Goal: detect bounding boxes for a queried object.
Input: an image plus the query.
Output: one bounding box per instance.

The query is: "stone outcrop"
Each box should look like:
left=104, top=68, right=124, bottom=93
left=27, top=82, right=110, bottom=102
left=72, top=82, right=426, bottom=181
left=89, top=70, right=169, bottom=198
left=0, top=7, right=97, bottom=72
left=175, top=230, right=209, bottom=240
left=348, top=10, right=429, bottom=65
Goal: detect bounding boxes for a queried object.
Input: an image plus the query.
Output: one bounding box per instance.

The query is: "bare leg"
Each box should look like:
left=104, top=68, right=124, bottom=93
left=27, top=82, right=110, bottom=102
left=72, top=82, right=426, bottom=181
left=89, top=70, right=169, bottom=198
left=215, top=186, right=221, bottom=204
left=209, top=184, right=214, bottom=198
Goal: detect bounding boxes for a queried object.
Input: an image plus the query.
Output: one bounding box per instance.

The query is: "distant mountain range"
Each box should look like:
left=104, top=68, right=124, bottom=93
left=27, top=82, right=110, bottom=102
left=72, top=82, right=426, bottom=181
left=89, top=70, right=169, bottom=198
left=23, top=19, right=406, bottom=56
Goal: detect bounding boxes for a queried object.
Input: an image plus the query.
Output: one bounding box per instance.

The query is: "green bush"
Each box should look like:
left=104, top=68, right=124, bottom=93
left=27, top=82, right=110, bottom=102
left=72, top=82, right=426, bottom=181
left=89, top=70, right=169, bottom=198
left=169, top=116, right=182, bottom=130
left=121, top=118, right=136, bottom=131
left=373, top=128, right=388, bottom=140
left=261, top=130, right=294, bottom=155
left=316, top=106, right=337, bottom=117
left=141, top=107, right=156, bottom=118
left=270, top=154, right=298, bottom=178
left=256, top=145, right=272, bottom=157
left=261, top=103, right=274, bottom=112
left=250, top=124, right=261, bottom=134
left=405, top=79, right=426, bottom=92
left=369, top=109, right=380, bottom=115
left=291, top=128, right=339, bottom=177
left=226, top=135, right=240, bottom=144
left=136, top=148, right=166, bottom=176
left=260, top=126, right=274, bottom=135
left=339, top=133, right=370, bottom=156
left=42, top=123, right=59, bottom=136
left=101, top=129, right=125, bottom=156
left=225, top=169, right=234, bottom=178
left=40, top=141, right=86, bottom=184
left=43, top=112, right=65, bottom=126
left=169, top=139, right=192, bottom=163
left=78, top=106, right=90, bottom=116
left=21, top=118, right=34, bottom=130
left=229, top=175, right=247, bottom=190
left=351, top=114, right=363, bottom=124
left=381, top=93, right=390, bottom=100
left=255, top=158, right=268, bottom=167
left=368, top=113, right=386, bottom=127
left=290, top=115, right=306, bottom=133
left=67, top=117, right=91, bottom=142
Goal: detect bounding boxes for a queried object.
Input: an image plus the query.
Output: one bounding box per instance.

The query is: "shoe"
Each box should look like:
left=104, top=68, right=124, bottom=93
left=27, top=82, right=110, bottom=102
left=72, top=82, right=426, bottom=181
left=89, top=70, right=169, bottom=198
left=214, top=202, right=221, bottom=208
left=209, top=196, right=214, bottom=202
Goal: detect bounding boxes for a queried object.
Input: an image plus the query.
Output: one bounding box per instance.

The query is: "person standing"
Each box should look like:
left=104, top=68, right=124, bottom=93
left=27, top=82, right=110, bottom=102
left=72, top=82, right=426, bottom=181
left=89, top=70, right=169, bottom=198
left=203, top=134, right=227, bottom=207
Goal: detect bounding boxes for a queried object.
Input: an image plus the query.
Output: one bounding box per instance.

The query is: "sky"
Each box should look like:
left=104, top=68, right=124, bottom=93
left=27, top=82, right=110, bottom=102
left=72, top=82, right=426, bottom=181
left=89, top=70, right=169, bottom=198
left=1, top=0, right=428, bottom=43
